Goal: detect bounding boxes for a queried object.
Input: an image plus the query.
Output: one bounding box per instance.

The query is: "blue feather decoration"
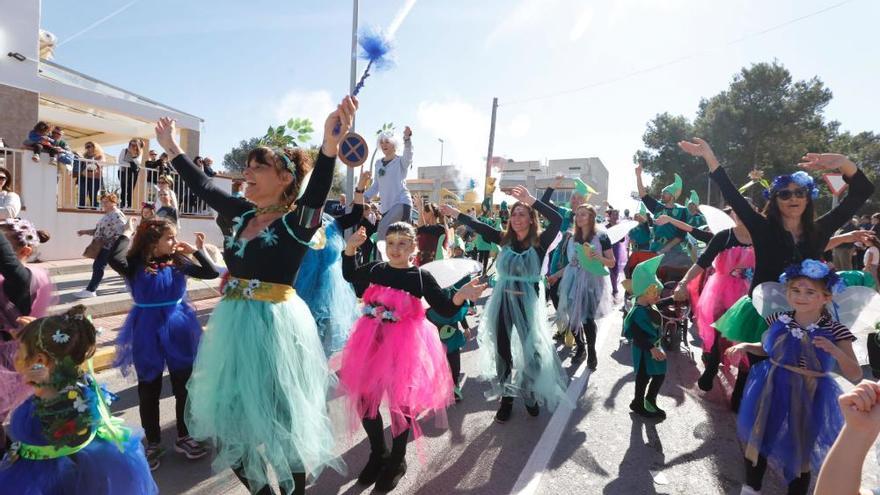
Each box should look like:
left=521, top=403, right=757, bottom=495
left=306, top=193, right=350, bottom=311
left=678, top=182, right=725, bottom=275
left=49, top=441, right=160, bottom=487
left=353, top=28, right=395, bottom=96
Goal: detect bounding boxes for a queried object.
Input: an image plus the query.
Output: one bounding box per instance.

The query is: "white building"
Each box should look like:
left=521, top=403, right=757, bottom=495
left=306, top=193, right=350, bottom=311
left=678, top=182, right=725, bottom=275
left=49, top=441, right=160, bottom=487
left=498, top=157, right=609, bottom=207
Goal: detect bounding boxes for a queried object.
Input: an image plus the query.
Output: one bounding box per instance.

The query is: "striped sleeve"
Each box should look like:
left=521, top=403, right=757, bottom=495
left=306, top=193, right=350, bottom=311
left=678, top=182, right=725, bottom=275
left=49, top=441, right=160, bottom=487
left=827, top=321, right=856, bottom=342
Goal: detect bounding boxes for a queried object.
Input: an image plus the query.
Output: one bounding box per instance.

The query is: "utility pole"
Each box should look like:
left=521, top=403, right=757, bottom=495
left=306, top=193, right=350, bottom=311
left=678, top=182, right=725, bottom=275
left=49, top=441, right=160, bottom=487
left=484, top=97, right=498, bottom=201
left=438, top=138, right=444, bottom=166
left=344, top=0, right=359, bottom=199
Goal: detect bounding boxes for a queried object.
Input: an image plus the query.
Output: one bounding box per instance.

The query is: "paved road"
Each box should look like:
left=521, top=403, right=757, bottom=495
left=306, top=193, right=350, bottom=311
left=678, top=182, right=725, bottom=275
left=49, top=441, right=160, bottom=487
left=98, top=295, right=880, bottom=494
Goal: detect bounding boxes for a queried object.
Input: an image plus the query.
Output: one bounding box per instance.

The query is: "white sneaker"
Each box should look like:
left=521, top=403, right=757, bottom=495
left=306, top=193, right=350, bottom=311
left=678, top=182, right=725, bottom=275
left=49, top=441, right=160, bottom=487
left=740, top=486, right=761, bottom=495
left=73, top=289, right=96, bottom=299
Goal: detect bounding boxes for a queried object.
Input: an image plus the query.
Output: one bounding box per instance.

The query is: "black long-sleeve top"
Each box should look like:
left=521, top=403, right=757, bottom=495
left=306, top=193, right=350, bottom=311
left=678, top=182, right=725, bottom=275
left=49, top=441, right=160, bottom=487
left=0, top=233, right=33, bottom=318
left=689, top=227, right=714, bottom=244
left=107, top=236, right=220, bottom=281
left=696, top=229, right=751, bottom=269
left=456, top=200, right=562, bottom=260
left=336, top=203, right=364, bottom=231
left=171, top=151, right=336, bottom=285
left=342, top=254, right=462, bottom=317
left=710, top=166, right=874, bottom=292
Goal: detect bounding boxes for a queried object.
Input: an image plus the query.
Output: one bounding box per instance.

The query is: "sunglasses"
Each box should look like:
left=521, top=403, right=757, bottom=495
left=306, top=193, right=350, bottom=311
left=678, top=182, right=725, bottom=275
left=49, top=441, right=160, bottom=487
left=775, top=188, right=807, bottom=201
left=0, top=176, right=7, bottom=180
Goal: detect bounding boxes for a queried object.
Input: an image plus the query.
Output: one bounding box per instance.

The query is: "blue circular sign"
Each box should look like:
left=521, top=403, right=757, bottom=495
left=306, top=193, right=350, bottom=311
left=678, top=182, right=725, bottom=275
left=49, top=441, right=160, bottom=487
left=339, top=132, right=368, bottom=167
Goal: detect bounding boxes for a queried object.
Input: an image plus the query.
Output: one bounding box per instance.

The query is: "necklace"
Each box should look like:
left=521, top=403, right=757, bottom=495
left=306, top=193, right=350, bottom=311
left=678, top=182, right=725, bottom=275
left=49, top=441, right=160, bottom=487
left=253, top=204, right=289, bottom=216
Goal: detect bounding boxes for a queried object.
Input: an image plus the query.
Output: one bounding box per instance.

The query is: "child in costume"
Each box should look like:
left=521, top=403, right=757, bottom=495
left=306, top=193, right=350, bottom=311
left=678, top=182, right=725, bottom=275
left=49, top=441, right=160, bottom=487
left=413, top=197, right=451, bottom=266
left=108, top=218, right=220, bottom=470
left=623, top=255, right=669, bottom=419
left=0, top=219, right=53, bottom=455
left=549, top=204, right=614, bottom=368
left=0, top=305, right=158, bottom=494
left=365, top=126, right=414, bottom=241
left=634, top=164, right=691, bottom=276
left=685, top=190, right=706, bottom=229
left=294, top=171, right=370, bottom=356
left=443, top=185, right=568, bottom=423
left=340, top=222, right=485, bottom=492
left=726, top=260, right=862, bottom=495
left=426, top=272, right=474, bottom=403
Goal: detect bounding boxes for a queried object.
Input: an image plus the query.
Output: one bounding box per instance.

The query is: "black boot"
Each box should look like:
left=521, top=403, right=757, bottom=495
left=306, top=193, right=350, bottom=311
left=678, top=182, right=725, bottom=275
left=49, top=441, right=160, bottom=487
left=375, top=459, right=407, bottom=492
left=357, top=449, right=389, bottom=486
left=585, top=320, right=598, bottom=371
left=494, top=396, right=514, bottom=423
left=525, top=400, right=540, bottom=417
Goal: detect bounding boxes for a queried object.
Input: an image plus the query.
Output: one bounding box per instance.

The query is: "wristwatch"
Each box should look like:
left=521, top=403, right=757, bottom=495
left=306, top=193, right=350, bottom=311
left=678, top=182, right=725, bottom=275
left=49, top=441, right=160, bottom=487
left=355, top=188, right=365, bottom=194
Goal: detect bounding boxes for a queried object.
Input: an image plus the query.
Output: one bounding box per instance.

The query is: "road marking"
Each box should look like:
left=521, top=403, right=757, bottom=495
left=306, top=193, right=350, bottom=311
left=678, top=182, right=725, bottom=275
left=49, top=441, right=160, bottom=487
left=511, top=311, right=618, bottom=495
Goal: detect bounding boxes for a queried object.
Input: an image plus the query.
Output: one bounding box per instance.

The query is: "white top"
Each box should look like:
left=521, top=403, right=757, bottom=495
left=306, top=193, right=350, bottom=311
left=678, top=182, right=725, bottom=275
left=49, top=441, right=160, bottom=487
left=94, top=209, right=127, bottom=243
left=865, top=246, right=879, bottom=267
left=118, top=149, right=142, bottom=169
left=0, top=191, right=21, bottom=219
left=365, top=140, right=413, bottom=214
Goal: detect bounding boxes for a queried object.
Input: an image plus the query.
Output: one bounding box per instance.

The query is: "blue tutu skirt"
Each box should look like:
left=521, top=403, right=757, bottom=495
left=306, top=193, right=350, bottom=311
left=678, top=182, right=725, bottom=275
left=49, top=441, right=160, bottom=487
left=295, top=219, right=359, bottom=356
left=0, top=399, right=157, bottom=495
left=114, top=267, right=202, bottom=381
left=185, top=292, right=342, bottom=492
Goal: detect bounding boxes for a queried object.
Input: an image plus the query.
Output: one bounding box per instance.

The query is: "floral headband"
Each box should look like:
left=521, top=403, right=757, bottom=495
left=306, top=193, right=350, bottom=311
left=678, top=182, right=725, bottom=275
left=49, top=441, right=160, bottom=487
left=0, top=218, right=40, bottom=248
left=779, top=259, right=846, bottom=294
left=763, top=171, right=819, bottom=200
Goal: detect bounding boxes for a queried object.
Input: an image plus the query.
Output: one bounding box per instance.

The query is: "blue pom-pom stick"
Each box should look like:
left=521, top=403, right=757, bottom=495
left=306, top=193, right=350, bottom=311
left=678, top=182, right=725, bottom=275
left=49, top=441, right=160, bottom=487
left=334, top=29, right=395, bottom=135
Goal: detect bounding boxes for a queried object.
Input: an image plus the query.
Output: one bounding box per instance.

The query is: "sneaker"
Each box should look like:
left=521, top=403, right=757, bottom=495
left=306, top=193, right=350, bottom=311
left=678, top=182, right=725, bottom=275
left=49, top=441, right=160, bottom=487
left=629, top=400, right=658, bottom=419
left=494, top=397, right=514, bottom=424
left=174, top=435, right=208, bottom=460
left=31, top=154, right=40, bottom=163
left=357, top=450, right=388, bottom=486
left=453, top=387, right=463, bottom=403
left=73, top=289, right=96, bottom=299
left=643, top=399, right=667, bottom=419
left=145, top=443, right=163, bottom=471
left=525, top=401, right=540, bottom=417
left=374, top=459, right=407, bottom=493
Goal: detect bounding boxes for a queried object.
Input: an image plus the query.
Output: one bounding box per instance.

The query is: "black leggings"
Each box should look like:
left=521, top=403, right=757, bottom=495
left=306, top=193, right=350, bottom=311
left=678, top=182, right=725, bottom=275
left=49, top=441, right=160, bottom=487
left=576, top=319, right=597, bottom=356
left=478, top=250, right=490, bottom=275
left=362, top=411, right=411, bottom=463
left=496, top=298, right=540, bottom=399
left=447, top=350, right=461, bottom=387
left=137, top=368, right=192, bottom=444
left=233, top=461, right=306, bottom=495
left=744, top=455, right=811, bottom=494
left=634, top=353, right=664, bottom=405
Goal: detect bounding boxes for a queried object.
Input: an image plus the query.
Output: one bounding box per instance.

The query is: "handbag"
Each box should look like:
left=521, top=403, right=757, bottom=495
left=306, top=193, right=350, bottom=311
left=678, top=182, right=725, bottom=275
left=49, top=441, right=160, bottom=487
left=82, top=238, right=104, bottom=259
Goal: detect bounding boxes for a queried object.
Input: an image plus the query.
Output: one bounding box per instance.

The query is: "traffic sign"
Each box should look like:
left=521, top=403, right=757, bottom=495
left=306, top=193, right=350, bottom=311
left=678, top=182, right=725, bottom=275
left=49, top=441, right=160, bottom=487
left=339, top=132, right=368, bottom=167
left=823, top=173, right=848, bottom=196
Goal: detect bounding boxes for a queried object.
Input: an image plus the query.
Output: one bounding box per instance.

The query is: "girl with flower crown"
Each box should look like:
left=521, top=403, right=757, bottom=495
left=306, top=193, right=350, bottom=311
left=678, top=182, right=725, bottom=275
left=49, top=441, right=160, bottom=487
left=0, top=305, right=157, bottom=494
left=339, top=222, right=486, bottom=492
left=679, top=139, right=874, bottom=409
left=0, top=219, right=53, bottom=457
left=106, top=217, right=219, bottom=471
left=726, top=260, right=862, bottom=495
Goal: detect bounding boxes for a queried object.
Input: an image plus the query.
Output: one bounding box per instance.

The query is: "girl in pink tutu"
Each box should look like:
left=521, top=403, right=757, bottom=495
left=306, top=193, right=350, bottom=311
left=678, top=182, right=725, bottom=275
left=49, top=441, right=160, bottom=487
left=340, top=222, right=485, bottom=492
left=0, top=219, right=54, bottom=456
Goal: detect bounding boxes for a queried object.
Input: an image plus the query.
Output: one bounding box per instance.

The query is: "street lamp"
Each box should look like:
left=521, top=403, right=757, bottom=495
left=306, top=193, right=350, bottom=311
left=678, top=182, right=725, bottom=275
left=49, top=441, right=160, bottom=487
left=438, top=138, right=444, bottom=166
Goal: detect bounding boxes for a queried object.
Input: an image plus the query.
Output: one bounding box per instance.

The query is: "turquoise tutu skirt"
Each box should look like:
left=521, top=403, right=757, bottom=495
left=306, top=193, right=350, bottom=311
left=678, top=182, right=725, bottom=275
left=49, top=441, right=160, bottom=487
left=186, top=291, right=342, bottom=491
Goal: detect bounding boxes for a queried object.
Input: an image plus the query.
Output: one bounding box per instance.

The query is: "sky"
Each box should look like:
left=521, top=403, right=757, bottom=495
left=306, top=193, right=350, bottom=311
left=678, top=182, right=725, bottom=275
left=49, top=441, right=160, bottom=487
left=42, top=0, right=880, bottom=211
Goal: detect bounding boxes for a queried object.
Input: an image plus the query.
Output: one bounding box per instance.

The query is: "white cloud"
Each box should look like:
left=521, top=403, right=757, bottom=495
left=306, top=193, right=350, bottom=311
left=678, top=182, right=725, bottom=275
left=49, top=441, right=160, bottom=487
left=569, top=6, right=594, bottom=42
left=416, top=99, right=490, bottom=189
left=485, top=0, right=560, bottom=46
left=273, top=89, right=335, bottom=144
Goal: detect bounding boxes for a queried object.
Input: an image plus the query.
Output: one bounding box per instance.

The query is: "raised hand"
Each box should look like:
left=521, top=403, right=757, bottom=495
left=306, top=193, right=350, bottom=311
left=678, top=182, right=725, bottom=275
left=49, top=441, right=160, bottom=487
left=357, top=170, right=372, bottom=191
left=345, top=226, right=368, bottom=254
left=678, top=138, right=719, bottom=170
left=440, top=204, right=460, bottom=219
left=403, top=126, right=412, bottom=139
left=456, top=278, right=487, bottom=302
left=509, top=185, right=536, bottom=206
left=194, top=232, right=206, bottom=250
left=552, top=174, right=565, bottom=189
left=154, top=118, right=180, bottom=156
left=323, top=96, right=359, bottom=157
left=634, top=161, right=643, bottom=176
left=798, top=153, right=854, bottom=172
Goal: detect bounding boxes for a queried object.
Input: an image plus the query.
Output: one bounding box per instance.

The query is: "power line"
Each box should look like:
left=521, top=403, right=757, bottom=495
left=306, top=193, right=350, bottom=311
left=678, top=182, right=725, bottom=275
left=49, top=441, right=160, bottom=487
left=501, top=0, right=858, bottom=107
left=58, top=0, right=144, bottom=47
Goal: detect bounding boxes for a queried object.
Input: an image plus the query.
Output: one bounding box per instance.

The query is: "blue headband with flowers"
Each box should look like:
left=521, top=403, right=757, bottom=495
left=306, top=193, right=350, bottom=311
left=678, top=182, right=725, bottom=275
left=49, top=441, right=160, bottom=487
left=763, top=171, right=819, bottom=200
left=779, top=259, right=846, bottom=294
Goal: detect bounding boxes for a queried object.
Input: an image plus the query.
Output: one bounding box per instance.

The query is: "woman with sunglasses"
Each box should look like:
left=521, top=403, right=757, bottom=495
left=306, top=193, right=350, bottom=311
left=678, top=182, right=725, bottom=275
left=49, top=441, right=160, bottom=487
left=679, top=138, right=874, bottom=408
left=0, top=167, right=21, bottom=220
left=119, top=138, right=144, bottom=209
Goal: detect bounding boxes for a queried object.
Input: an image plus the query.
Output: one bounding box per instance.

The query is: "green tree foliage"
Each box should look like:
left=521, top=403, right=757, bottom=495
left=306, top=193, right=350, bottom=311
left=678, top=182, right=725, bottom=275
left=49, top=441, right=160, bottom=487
left=637, top=61, right=877, bottom=211
left=222, top=136, right=262, bottom=174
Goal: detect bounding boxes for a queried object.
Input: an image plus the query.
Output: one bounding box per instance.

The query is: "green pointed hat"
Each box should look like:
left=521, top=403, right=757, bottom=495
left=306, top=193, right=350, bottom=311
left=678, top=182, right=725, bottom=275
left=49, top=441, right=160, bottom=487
left=632, top=254, right=664, bottom=298
left=574, top=178, right=598, bottom=197
left=638, top=201, right=648, bottom=216
left=661, top=173, right=683, bottom=198
left=686, top=189, right=700, bottom=207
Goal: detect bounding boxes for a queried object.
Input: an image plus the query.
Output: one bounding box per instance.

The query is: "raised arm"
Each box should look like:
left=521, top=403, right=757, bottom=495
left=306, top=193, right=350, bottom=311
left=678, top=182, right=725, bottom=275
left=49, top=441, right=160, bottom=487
left=801, top=154, right=876, bottom=238
left=443, top=204, right=502, bottom=245
left=635, top=162, right=647, bottom=198
left=180, top=250, right=221, bottom=280
left=535, top=200, right=562, bottom=249
left=400, top=126, right=413, bottom=172
left=421, top=271, right=486, bottom=317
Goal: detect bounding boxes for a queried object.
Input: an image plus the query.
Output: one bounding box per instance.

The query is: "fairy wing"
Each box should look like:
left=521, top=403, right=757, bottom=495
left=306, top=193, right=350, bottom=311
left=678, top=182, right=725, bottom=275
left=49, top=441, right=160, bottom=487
left=699, top=205, right=735, bottom=234
left=541, top=232, right=563, bottom=276
left=830, top=286, right=880, bottom=365
left=751, top=282, right=790, bottom=318
left=420, top=258, right=482, bottom=288
left=605, top=220, right=639, bottom=245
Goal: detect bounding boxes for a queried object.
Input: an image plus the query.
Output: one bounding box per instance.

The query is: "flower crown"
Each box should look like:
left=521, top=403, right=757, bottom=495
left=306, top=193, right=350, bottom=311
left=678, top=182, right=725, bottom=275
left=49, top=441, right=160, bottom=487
left=779, top=259, right=846, bottom=294
left=763, top=171, right=819, bottom=200
left=0, top=218, right=40, bottom=248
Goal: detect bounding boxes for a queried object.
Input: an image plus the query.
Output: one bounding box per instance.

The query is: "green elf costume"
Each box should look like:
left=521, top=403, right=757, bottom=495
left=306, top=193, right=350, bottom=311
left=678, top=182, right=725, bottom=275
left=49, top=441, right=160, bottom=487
left=641, top=173, right=690, bottom=270
left=628, top=202, right=653, bottom=252
left=685, top=190, right=706, bottom=229
left=623, top=255, right=668, bottom=419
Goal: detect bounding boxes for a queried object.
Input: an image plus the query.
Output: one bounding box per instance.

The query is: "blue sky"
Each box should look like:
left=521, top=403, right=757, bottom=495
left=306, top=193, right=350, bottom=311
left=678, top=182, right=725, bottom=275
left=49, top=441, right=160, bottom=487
left=42, top=0, right=880, bottom=210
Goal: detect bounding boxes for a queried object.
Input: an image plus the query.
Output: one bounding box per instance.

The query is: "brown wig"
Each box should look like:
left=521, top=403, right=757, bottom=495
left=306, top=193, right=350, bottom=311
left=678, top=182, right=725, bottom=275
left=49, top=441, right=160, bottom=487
left=573, top=204, right=598, bottom=243
left=18, top=305, right=96, bottom=365
left=99, top=191, right=119, bottom=204
left=762, top=193, right=817, bottom=251
left=127, top=217, right=188, bottom=269
left=0, top=166, right=13, bottom=192
left=246, top=146, right=313, bottom=206
left=499, top=202, right=541, bottom=248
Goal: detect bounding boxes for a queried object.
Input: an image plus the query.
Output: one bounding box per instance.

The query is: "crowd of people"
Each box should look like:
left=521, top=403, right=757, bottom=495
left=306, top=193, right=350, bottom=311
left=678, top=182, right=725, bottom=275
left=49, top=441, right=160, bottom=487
left=0, top=99, right=879, bottom=495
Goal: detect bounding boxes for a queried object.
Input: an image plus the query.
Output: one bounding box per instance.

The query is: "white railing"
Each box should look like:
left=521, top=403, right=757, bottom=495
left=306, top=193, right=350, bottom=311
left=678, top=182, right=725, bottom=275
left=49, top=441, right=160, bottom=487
left=0, top=147, right=215, bottom=217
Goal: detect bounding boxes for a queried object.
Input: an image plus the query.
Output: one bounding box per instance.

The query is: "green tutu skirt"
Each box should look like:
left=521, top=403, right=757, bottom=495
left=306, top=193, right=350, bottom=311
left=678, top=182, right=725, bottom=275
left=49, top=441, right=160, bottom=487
left=712, top=295, right=767, bottom=343
left=186, top=295, right=342, bottom=492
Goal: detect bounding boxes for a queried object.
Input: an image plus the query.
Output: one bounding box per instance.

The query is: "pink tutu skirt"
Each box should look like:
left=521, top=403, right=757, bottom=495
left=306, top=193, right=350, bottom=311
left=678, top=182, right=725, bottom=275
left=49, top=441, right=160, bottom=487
left=689, top=245, right=754, bottom=355
left=339, top=284, right=453, bottom=439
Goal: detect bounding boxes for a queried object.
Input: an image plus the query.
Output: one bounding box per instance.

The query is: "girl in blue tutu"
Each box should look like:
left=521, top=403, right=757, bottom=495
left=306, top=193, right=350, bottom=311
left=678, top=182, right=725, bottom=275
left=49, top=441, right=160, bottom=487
left=0, top=305, right=157, bottom=494
left=107, top=218, right=220, bottom=470
left=294, top=171, right=370, bottom=356
left=726, top=259, right=862, bottom=495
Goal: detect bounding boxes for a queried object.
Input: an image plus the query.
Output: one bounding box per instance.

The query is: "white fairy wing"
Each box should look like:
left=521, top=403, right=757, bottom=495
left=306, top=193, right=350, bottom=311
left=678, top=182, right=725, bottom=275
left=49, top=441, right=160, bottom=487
left=699, top=205, right=736, bottom=234
left=376, top=240, right=386, bottom=261
left=751, top=282, right=790, bottom=318
left=605, top=220, right=639, bottom=245
left=420, top=258, right=482, bottom=288
left=829, top=286, right=880, bottom=365
left=541, top=232, right=563, bottom=276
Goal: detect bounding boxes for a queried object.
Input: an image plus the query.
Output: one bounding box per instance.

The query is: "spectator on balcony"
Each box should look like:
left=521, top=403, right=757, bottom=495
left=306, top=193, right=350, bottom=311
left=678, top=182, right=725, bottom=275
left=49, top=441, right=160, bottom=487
left=156, top=189, right=179, bottom=226
left=74, top=192, right=127, bottom=299
left=156, top=174, right=179, bottom=211
left=78, top=141, right=105, bottom=209
left=118, top=138, right=144, bottom=209
left=22, top=121, right=59, bottom=163
left=145, top=149, right=160, bottom=187
left=0, top=167, right=21, bottom=219
left=141, top=201, right=156, bottom=220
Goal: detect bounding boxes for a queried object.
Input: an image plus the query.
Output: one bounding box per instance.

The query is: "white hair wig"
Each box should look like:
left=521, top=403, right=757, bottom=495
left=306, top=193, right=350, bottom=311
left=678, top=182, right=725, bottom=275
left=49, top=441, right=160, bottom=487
left=376, top=131, right=401, bottom=151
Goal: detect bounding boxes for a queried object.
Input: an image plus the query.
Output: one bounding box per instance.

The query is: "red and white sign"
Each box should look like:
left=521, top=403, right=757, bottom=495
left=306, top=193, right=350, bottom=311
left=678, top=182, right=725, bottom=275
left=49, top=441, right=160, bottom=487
left=823, top=173, right=848, bottom=196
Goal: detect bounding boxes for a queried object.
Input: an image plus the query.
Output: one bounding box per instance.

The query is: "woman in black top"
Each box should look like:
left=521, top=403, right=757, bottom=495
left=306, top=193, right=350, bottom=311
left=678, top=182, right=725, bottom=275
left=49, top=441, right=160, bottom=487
left=153, top=96, right=357, bottom=495
left=413, top=196, right=451, bottom=265
left=441, top=186, right=568, bottom=423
